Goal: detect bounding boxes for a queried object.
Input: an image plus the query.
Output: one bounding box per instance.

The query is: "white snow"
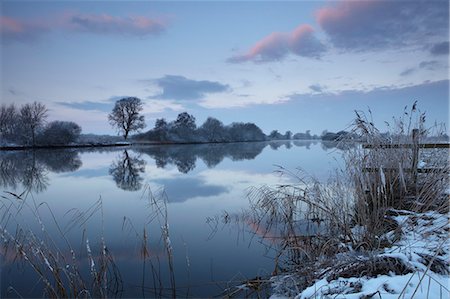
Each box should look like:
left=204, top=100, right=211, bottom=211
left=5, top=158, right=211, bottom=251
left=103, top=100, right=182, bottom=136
left=272, top=210, right=449, bottom=299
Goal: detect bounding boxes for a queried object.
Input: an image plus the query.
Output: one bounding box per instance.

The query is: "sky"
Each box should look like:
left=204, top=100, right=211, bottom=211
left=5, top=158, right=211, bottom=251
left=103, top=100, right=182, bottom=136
left=1, top=0, right=449, bottom=135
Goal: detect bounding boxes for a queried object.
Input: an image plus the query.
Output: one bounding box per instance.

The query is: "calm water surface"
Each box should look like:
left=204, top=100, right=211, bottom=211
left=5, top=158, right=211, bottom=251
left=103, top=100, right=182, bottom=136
left=0, top=141, right=343, bottom=297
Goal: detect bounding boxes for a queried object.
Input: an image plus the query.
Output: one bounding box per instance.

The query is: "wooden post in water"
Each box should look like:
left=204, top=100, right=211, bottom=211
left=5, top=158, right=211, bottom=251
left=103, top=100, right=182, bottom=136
left=411, top=129, right=419, bottom=190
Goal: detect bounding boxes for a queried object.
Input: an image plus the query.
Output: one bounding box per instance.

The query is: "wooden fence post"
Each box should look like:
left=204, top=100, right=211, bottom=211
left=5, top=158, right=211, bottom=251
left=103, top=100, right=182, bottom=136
left=411, top=129, right=419, bottom=188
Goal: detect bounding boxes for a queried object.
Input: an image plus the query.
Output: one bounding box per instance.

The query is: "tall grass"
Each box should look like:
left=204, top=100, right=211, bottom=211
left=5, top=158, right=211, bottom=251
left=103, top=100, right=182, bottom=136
left=221, top=104, right=449, bottom=295
left=348, top=104, right=449, bottom=241
left=1, top=182, right=196, bottom=298
left=0, top=194, right=123, bottom=298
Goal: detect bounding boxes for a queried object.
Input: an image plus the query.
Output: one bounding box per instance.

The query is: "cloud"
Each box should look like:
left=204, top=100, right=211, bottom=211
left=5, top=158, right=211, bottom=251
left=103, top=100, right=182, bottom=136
left=399, top=68, right=416, bottom=77
left=7, top=87, right=23, bottom=96
left=150, top=75, right=231, bottom=101
left=198, top=93, right=289, bottom=109
left=316, top=0, right=449, bottom=51
left=309, top=84, right=326, bottom=93
left=418, top=60, right=441, bottom=71
left=399, top=60, right=443, bottom=76
left=1, top=13, right=166, bottom=43
left=54, top=96, right=183, bottom=115
left=430, top=41, right=449, bottom=56
left=0, top=16, right=49, bottom=43
left=68, top=13, right=166, bottom=36
left=285, top=80, right=449, bottom=105
left=154, top=177, right=228, bottom=202
left=228, top=24, right=325, bottom=63
left=56, top=100, right=114, bottom=112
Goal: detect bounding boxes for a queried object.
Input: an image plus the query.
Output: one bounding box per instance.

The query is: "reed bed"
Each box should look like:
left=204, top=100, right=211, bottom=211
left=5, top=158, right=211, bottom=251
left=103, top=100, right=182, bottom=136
left=221, top=104, right=449, bottom=297
left=0, top=194, right=123, bottom=298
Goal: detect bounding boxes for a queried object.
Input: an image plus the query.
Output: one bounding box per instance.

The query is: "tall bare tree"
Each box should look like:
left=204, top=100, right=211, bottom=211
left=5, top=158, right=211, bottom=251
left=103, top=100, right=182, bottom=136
left=20, top=102, right=48, bottom=146
left=108, top=97, right=145, bottom=140
left=0, top=103, right=18, bottom=141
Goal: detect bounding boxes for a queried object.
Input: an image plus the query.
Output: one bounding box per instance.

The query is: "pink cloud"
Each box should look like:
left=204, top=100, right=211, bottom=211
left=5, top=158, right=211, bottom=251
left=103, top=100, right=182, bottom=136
left=316, top=0, right=378, bottom=29
left=289, top=24, right=325, bottom=57
left=229, top=32, right=289, bottom=63
left=315, top=0, right=448, bottom=50
left=1, top=12, right=167, bottom=43
left=228, top=24, right=325, bottom=63
left=68, top=13, right=166, bottom=36
left=1, top=16, right=23, bottom=33
left=1, top=16, right=49, bottom=43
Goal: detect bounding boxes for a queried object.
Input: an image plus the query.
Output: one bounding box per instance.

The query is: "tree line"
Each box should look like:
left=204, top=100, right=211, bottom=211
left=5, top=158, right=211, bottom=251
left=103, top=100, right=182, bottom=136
left=1, top=97, right=350, bottom=147
left=135, top=112, right=267, bottom=143
left=113, top=97, right=352, bottom=143
left=0, top=102, right=81, bottom=146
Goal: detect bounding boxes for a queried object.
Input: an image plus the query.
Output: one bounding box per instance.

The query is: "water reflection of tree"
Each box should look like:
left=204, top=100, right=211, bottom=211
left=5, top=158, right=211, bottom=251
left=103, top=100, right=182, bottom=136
left=37, top=150, right=82, bottom=173
left=0, top=150, right=82, bottom=194
left=21, top=154, right=49, bottom=193
left=269, top=140, right=292, bottom=150
left=109, top=150, right=146, bottom=191
left=320, top=141, right=357, bottom=151
left=293, top=140, right=316, bottom=149
left=135, top=142, right=268, bottom=173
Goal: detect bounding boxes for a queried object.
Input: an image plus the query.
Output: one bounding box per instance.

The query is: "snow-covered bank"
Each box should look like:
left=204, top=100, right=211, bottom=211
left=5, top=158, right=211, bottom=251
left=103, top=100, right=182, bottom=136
left=271, top=209, right=449, bottom=299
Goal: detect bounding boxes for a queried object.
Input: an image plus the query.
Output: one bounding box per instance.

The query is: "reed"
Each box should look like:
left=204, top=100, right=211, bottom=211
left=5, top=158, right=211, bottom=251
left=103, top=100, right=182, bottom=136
left=222, top=104, right=449, bottom=296
left=0, top=194, right=122, bottom=298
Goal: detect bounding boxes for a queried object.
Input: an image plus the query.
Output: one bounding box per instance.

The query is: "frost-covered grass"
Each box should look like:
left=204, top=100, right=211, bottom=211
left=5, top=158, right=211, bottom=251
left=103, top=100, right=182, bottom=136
left=280, top=210, right=449, bottom=299
left=0, top=196, right=122, bottom=298
left=0, top=186, right=180, bottom=298
left=240, top=105, right=449, bottom=299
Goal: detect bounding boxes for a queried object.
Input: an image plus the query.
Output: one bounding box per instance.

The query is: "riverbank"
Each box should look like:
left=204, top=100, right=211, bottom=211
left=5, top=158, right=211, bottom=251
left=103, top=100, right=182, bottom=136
left=0, top=142, right=132, bottom=151
left=260, top=114, right=450, bottom=298
left=0, top=138, right=307, bottom=151
left=270, top=208, right=449, bottom=299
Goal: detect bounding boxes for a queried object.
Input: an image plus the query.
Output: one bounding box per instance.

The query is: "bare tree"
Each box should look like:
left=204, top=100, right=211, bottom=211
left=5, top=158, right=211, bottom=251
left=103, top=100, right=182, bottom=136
left=0, top=103, right=18, bottom=142
left=108, top=97, right=145, bottom=140
left=19, top=102, right=48, bottom=146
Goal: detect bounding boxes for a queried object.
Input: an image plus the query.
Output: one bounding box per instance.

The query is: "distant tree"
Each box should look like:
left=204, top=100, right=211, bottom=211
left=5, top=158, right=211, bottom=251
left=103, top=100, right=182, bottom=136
left=268, top=130, right=284, bottom=140
left=321, top=130, right=350, bottom=141
left=284, top=131, right=292, bottom=139
left=0, top=103, right=18, bottom=142
left=153, top=118, right=169, bottom=141
left=134, top=113, right=267, bottom=143
left=39, top=121, right=82, bottom=145
left=293, top=130, right=312, bottom=140
left=306, top=130, right=311, bottom=137
left=108, top=97, right=145, bottom=140
left=174, top=112, right=196, bottom=130
left=321, top=131, right=338, bottom=141
left=19, top=102, right=48, bottom=146
left=171, top=112, right=197, bottom=141
left=200, top=117, right=225, bottom=142
left=228, top=122, right=266, bottom=142
left=155, top=118, right=168, bottom=130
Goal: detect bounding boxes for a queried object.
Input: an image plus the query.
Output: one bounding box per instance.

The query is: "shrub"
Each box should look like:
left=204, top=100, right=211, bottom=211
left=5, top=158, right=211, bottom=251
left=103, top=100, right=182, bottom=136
left=38, top=121, right=82, bottom=145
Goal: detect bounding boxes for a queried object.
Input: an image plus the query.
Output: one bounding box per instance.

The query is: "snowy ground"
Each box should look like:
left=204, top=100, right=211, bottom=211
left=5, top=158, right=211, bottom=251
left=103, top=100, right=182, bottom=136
left=271, top=209, right=449, bottom=299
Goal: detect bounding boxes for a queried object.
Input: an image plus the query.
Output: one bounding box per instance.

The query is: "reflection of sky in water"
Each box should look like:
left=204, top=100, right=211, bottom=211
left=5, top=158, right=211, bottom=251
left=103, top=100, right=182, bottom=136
left=0, top=141, right=344, bottom=297
left=61, top=167, right=109, bottom=178
left=154, top=177, right=229, bottom=202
